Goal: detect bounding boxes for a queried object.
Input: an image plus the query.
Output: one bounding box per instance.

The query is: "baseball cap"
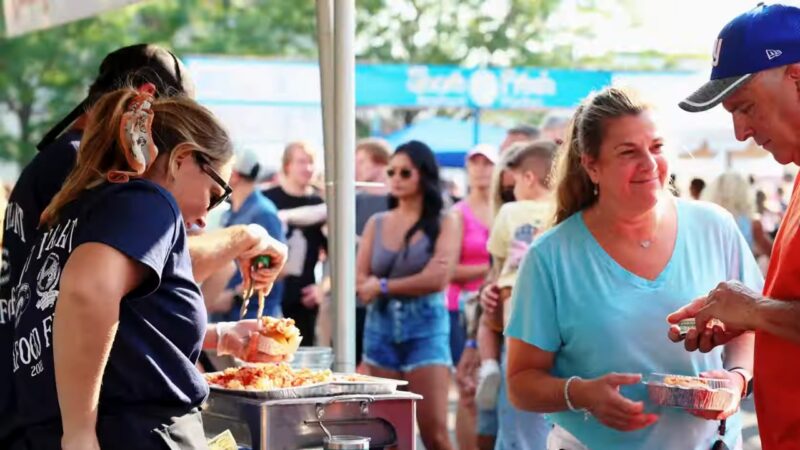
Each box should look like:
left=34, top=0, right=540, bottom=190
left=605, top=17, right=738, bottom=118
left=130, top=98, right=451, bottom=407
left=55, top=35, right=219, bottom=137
left=680, top=2, right=800, bottom=113
left=37, top=44, right=195, bottom=151
left=234, top=149, right=265, bottom=181
left=466, top=143, right=498, bottom=164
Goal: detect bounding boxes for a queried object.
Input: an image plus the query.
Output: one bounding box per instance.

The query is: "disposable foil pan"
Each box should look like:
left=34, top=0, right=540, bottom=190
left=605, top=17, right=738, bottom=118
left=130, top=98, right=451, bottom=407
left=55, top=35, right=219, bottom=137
left=322, top=374, right=408, bottom=396
left=208, top=380, right=332, bottom=400
left=206, top=373, right=407, bottom=400
left=643, top=373, right=736, bottom=411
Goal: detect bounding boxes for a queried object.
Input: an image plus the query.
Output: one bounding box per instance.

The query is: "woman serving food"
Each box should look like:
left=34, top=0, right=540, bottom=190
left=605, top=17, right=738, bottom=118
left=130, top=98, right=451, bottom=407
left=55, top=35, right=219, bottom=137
left=8, top=85, right=286, bottom=450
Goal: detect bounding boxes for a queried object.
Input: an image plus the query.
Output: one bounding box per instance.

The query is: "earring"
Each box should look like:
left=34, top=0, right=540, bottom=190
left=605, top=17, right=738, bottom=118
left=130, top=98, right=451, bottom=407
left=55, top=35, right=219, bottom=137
left=593, top=184, right=598, bottom=196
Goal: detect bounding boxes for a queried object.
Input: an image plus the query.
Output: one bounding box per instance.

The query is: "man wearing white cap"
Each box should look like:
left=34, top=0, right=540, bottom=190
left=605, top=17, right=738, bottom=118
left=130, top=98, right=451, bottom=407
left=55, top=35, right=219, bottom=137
left=213, top=150, right=286, bottom=320
left=668, top=3, right=800, bottom=448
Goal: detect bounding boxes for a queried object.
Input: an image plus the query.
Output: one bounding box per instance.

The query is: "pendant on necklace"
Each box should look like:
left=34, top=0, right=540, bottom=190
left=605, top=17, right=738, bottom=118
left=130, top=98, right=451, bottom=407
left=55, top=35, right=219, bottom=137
left=640, top=240, right=652, bottom=249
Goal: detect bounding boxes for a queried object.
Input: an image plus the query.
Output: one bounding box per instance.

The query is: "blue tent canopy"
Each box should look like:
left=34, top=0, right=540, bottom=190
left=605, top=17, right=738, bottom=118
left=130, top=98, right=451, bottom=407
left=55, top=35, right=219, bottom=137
left=383, top=117, right=507, bottom=167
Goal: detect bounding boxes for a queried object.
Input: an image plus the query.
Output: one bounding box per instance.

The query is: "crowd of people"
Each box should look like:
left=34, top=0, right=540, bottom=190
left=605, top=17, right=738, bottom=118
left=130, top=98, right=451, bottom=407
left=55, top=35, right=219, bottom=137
left=3, top=3, right=800, bottom=450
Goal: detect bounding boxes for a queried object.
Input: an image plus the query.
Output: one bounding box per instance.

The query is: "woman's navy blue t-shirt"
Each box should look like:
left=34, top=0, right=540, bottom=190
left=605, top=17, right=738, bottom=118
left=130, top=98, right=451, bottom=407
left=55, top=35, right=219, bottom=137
left=11, top=179, right=208, bottom=428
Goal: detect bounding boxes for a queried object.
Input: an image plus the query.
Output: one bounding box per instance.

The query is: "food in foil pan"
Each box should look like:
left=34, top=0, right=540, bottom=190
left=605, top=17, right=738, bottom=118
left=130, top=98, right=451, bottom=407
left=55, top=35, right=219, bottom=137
left=205, top=362, right=331, bottom=391
left=644, top=373, right=736, bottom=411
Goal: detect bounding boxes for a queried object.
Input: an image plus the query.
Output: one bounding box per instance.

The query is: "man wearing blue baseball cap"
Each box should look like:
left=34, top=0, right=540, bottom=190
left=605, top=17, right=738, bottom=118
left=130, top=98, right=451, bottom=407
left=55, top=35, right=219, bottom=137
left=668, top=3, right=800, bottom=449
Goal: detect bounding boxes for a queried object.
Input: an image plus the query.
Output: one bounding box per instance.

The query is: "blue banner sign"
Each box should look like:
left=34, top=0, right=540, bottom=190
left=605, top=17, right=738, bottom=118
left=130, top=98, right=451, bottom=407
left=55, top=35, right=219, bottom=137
left=186, top=56, right=611, bottom=110
left=357, top=64, right=612, bottom=109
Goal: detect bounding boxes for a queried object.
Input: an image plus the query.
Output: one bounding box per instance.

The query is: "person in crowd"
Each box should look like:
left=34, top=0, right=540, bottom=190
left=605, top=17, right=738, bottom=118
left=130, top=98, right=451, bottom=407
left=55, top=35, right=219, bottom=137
left=448, top=144, right=495, bottom=450
left=670, top=5, right=800, bottom=448
left=0, top=44, right=287, bottom=447
left=264, top=141, right=327, bottom=346
left=498, top=125, right=540, bottom=199
left=703, top=172, right=773, bottom=262
left=776, top=186, right=789, bottom=214
left=210, top=149, right=286, bottom=320
left=274, top=138, right=390, bottom=357
left=356, top=140, right=458, bottom=450
left=354, top=138, right=391, bottom=365
left=689, top=178, right=706, bottom=200
left=476, top=141, right=558, bottom=450
left=755, top=189, right=781, bottom=239
left=457, top=147, right=520, bottom=450
left=8, top=86, right=286, bottom=449
left=506, top=87, right=760, bottom=450
left=500, top=124, right=540, bottom=152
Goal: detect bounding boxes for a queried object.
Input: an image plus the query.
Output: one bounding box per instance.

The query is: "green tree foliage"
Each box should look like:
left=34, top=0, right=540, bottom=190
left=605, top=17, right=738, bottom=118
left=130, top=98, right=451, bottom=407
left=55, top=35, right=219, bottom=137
left=0, top=0, right=320, bottom=166
left=0, top=0, right=689, bottom=166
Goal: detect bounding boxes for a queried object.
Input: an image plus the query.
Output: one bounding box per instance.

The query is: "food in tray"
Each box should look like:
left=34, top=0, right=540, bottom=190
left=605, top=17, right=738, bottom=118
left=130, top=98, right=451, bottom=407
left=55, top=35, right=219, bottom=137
left=334, top=374, right=379, bottom=383
left=244, top=316, right=302, bottom=360
left=205, top=362, right=331, bottom=391
left=645, top=373, right=736, bottom=411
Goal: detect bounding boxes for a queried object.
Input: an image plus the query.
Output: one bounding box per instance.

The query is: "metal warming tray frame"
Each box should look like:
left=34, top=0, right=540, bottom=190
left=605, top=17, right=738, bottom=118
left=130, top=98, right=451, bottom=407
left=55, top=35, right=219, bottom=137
left=202, top=391, right=421, bottom=450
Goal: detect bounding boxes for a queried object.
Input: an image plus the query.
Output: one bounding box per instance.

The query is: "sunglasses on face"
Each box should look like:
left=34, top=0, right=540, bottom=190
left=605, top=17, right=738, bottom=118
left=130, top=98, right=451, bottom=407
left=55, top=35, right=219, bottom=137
left=387, top=168, right=413, bottom=179
left=195, top=153, right=232, bottom=211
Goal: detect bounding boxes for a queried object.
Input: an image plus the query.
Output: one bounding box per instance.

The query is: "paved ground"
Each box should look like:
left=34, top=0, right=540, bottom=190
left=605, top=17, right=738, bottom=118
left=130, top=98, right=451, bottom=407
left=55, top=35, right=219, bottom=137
left=415, top=390, right=762, bottom=449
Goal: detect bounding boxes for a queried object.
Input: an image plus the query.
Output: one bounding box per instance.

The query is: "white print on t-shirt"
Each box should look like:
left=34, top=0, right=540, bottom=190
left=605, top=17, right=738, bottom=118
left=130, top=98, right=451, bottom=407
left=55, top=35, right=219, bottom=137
left=35, top=253, right=60, bottom=311
left=10, top=283, right=31, bottom=328
left=0, top=248, right=10, bottom=286
left=35, top=218, right=78, bottom=260
left=4, top=202, right=25, bottom=244
left=12, top=315, right=53, bottom=377
left=284, top=228, right=307, bottom=277
left=11, top=218, right=78, bottom=377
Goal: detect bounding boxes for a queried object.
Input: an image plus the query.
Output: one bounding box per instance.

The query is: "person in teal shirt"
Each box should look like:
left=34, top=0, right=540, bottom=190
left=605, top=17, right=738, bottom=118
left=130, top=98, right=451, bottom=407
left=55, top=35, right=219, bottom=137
left=505, top=88, right=761, bottom=450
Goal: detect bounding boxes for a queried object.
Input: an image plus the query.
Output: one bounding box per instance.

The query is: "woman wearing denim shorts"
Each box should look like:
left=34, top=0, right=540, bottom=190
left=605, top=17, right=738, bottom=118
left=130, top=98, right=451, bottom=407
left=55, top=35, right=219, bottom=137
left=357, top=140, right=460, bottom=450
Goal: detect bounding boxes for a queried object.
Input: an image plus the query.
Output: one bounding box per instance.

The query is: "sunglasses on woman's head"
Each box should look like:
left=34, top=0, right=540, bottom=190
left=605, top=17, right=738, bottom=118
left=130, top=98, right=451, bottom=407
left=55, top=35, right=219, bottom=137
left=195, top=153, right=232, bottom=211
left=387, top=168, right=413, bottom=179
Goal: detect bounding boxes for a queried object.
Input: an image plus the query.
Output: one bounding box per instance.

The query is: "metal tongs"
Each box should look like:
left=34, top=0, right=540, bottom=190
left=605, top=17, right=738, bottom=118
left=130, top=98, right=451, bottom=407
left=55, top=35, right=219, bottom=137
left=239, top=255, right=272, bottom=323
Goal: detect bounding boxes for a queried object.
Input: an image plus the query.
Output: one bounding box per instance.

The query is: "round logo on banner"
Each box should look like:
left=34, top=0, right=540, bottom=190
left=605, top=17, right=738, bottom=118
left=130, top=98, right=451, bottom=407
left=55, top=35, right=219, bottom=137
left=468, top=69, right=499, bottom=108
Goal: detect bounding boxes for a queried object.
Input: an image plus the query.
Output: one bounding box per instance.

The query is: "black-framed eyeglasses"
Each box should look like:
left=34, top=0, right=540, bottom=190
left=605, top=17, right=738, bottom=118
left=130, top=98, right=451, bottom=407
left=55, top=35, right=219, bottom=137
left=387, top=168, right=413, bottom=179
left=195, top=153, right=232, bottom=211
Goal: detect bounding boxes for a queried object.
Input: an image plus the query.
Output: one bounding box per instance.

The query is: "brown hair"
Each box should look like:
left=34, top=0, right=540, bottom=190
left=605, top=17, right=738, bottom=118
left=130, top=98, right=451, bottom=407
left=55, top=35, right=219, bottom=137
left=553, top=87, right=649, bottom=225
left=504, top=140, right=558, bottom=189
left=356, top=138, right=391, bottom=166
left=489, top=147, right=521, bottom=219
left=281, top=141, right=317, bottom=174
left=41, top=87, right=232, bottom=226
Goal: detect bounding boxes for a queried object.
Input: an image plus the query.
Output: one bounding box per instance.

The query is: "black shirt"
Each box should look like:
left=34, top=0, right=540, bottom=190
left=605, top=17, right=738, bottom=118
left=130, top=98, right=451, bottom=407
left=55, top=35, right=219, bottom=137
left=11, top=180, right=207, bottom=436
left=263, top=186, right=327, bottom=307
left=0, top=130, right=80, bottom=440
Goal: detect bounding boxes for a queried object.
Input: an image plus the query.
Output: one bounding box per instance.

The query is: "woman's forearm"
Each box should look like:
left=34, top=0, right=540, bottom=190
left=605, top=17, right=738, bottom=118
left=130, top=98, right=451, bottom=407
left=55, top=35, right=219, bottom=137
left=188, top=225, right=252, bottom=283
left=203, top=324, right=219, bottom=351
left=54, top=287, right=121, bottom=438
left=507, top=368, right=572, bottom=413
left=386, top=263, right=451, bottom=297
left=723, top=331, right=755, bottom=371
left=452, top=263, right=490, bottom=284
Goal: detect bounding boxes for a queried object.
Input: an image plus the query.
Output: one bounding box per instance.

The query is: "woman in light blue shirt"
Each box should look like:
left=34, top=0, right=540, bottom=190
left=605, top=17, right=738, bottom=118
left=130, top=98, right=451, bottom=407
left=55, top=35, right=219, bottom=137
left=505, top=88, right=761, bottom=450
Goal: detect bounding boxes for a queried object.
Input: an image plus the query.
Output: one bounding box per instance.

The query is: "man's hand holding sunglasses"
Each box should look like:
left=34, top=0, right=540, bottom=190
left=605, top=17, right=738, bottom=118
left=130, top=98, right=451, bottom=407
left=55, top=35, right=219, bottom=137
left=238, top=224, right=288, bottom=294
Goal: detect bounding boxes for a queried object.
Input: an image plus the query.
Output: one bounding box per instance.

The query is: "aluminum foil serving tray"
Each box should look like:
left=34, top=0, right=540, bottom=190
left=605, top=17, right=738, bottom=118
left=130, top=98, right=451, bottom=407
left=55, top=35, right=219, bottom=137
left=207, top=373, right=409, bottom=400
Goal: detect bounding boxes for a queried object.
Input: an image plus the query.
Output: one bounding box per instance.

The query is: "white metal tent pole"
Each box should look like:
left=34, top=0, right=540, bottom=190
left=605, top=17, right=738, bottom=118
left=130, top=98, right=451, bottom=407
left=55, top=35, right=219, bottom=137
left=316, top=0, right=335, bottom=161
left=332, top=0, right=357, bottom=373
left=316, top=0, right=357, bottom=372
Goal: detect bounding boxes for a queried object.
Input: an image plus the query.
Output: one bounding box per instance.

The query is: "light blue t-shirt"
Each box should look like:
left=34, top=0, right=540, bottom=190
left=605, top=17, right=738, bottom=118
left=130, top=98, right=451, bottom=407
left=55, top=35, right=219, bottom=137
left=505, top=199, right=763, bottom=450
